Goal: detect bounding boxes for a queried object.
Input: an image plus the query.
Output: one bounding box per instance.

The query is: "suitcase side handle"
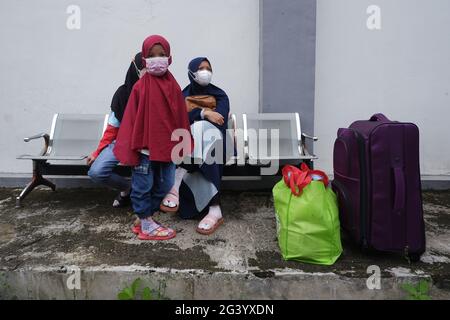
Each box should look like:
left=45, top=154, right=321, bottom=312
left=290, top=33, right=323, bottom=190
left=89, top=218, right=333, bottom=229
left=370, top=113, right=390, bottom=122
left=393, top=167, right=406, bottom=212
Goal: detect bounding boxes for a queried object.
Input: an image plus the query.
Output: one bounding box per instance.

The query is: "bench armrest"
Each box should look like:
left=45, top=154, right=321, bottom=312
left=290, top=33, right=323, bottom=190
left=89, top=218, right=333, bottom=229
left=300, top=132, right=318, bottom=159
left=23, top=133, right=50, bottom=156
left=24, top=132, right=48, bottom=142
left=301, top=133, right=318, bottom=142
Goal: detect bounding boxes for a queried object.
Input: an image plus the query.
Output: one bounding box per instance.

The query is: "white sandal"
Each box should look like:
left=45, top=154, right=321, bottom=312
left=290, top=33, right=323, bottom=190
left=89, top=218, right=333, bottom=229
left=196, top=215, right=224, bottom=235
left=160, top=190, right=179, bottom=213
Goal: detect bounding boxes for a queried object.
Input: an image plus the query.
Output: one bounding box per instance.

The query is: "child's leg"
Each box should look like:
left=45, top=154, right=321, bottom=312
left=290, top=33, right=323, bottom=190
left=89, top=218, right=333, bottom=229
left=130, top=155, right=153, bottom=218
left=152, top=162, right=176, bottom=212
left=131, top=157, right=176, bottom=240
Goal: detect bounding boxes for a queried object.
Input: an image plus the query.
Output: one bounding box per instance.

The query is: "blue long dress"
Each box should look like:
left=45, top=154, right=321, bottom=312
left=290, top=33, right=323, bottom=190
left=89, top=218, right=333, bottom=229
left=178, top=57, right=230, bottom=219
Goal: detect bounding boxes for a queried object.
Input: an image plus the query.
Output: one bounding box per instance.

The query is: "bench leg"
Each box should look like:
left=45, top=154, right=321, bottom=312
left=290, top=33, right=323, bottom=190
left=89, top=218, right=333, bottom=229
left=16, top=160, right=56, bottom=208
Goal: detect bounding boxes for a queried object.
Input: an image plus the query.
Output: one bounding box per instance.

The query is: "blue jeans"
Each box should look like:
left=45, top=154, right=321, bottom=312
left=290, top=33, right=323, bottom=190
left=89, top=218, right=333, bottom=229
left=131, top=154, right=175, bottom=219
left=88, top=143, right=130, bottom=192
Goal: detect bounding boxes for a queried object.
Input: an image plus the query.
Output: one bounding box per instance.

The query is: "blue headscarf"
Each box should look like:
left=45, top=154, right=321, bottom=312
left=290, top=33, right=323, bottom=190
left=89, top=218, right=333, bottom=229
left=183, top=57, right=230, bottom=131
left=183, top=57, right=228, bottom=100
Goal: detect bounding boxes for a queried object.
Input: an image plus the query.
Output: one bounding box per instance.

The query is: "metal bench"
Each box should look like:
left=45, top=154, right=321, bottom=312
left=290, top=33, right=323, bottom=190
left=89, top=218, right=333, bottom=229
left=243, top=112, right=317, bottom=166
left=17, top=112, right=317, bottom=206
left=16, top=114, right=109, bottom=207
left=221, top=112, right=317, bottom=176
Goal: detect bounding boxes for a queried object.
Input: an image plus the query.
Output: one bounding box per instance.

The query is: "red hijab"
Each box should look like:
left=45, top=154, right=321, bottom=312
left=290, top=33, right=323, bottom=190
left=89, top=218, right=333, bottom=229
left=113, top=35, right=193, bottom=165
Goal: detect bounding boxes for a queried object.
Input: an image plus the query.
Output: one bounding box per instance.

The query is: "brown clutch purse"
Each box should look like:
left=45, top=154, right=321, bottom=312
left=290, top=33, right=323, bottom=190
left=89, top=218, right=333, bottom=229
left=185, top=95, right=217, bottom=112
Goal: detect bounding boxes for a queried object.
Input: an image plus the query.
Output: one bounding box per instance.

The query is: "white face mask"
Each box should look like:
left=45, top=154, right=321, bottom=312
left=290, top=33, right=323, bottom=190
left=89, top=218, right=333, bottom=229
left=191, top=69, right=212, bottom=86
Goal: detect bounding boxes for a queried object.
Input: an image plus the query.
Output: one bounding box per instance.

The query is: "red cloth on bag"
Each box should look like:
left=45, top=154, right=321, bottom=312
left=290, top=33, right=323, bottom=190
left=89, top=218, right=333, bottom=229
left=113, top=35, right=193, bottom=165
left=282, top=163, right=329, bottom=196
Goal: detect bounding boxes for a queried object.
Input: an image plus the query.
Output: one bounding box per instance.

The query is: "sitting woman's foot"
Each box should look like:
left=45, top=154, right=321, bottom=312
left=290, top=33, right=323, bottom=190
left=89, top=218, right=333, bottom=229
left=160, top=168, right=186, bottom=213
left=160, top=190, right=179, bottom=213
left=138, top=217, right=176, bottom=241
left=112, top=191, right=131, bottom=208
left=196, top=205, right=224, bottom=235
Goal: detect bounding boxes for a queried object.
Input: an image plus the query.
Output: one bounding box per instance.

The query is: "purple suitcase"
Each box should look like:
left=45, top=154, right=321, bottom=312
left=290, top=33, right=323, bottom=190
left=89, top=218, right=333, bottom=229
left=332, top=113, right=425, bottom=261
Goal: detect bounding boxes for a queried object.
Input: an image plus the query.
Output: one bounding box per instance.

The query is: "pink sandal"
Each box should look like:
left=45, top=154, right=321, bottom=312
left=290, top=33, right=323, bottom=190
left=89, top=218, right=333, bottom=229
left=196, top=216, right=224, bottom=235
left=132, top=224, right=141, bottom=235
left=131, top=218, right=141, bottom=235
left=137, top=220, right=176, bottom=241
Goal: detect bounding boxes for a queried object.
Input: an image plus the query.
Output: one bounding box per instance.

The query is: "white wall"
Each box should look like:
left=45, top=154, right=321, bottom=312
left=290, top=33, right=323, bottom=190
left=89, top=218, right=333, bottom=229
left=0, top=0, right=260, bottom=174
left=315, top=0, right=450, bottom=178
left=2, top=0, right=450, bottom=180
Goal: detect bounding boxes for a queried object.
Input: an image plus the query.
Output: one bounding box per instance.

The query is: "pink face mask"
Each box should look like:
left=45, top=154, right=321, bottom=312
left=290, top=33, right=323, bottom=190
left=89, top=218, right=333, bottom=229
left=145, top=57, right=169, bottom=76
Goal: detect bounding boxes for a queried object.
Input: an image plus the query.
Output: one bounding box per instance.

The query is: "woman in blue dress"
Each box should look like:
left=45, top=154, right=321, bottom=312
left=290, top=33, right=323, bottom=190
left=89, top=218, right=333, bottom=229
left=160, top=57, right=230, bottom=235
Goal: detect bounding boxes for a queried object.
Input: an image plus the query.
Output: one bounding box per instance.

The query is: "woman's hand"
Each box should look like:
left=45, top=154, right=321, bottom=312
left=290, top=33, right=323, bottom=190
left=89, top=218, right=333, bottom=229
left=204, top=109, right=224, bottom=126
left=86, top=154, right=96, bottom=166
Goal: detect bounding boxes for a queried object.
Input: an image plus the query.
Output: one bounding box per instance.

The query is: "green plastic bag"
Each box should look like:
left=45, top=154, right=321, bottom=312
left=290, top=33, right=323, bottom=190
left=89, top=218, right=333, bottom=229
left=272, top=164, right=342, bottom=265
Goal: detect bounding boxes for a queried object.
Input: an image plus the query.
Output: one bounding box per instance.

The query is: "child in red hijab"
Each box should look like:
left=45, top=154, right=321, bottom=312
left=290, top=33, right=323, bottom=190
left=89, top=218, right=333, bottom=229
left=114, top=35, right=193, bottom=240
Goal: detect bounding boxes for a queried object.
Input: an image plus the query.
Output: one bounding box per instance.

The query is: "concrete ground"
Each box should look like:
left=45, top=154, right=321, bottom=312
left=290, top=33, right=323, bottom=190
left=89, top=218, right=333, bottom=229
left=0, top=187, right=449, bottom=300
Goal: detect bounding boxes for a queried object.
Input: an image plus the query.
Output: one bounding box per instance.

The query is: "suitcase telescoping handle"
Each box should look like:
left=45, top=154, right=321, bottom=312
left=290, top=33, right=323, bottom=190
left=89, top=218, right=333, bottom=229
left=393, top=167, right=406, bottom=212
left=370, top=113, right=390, bottom=122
